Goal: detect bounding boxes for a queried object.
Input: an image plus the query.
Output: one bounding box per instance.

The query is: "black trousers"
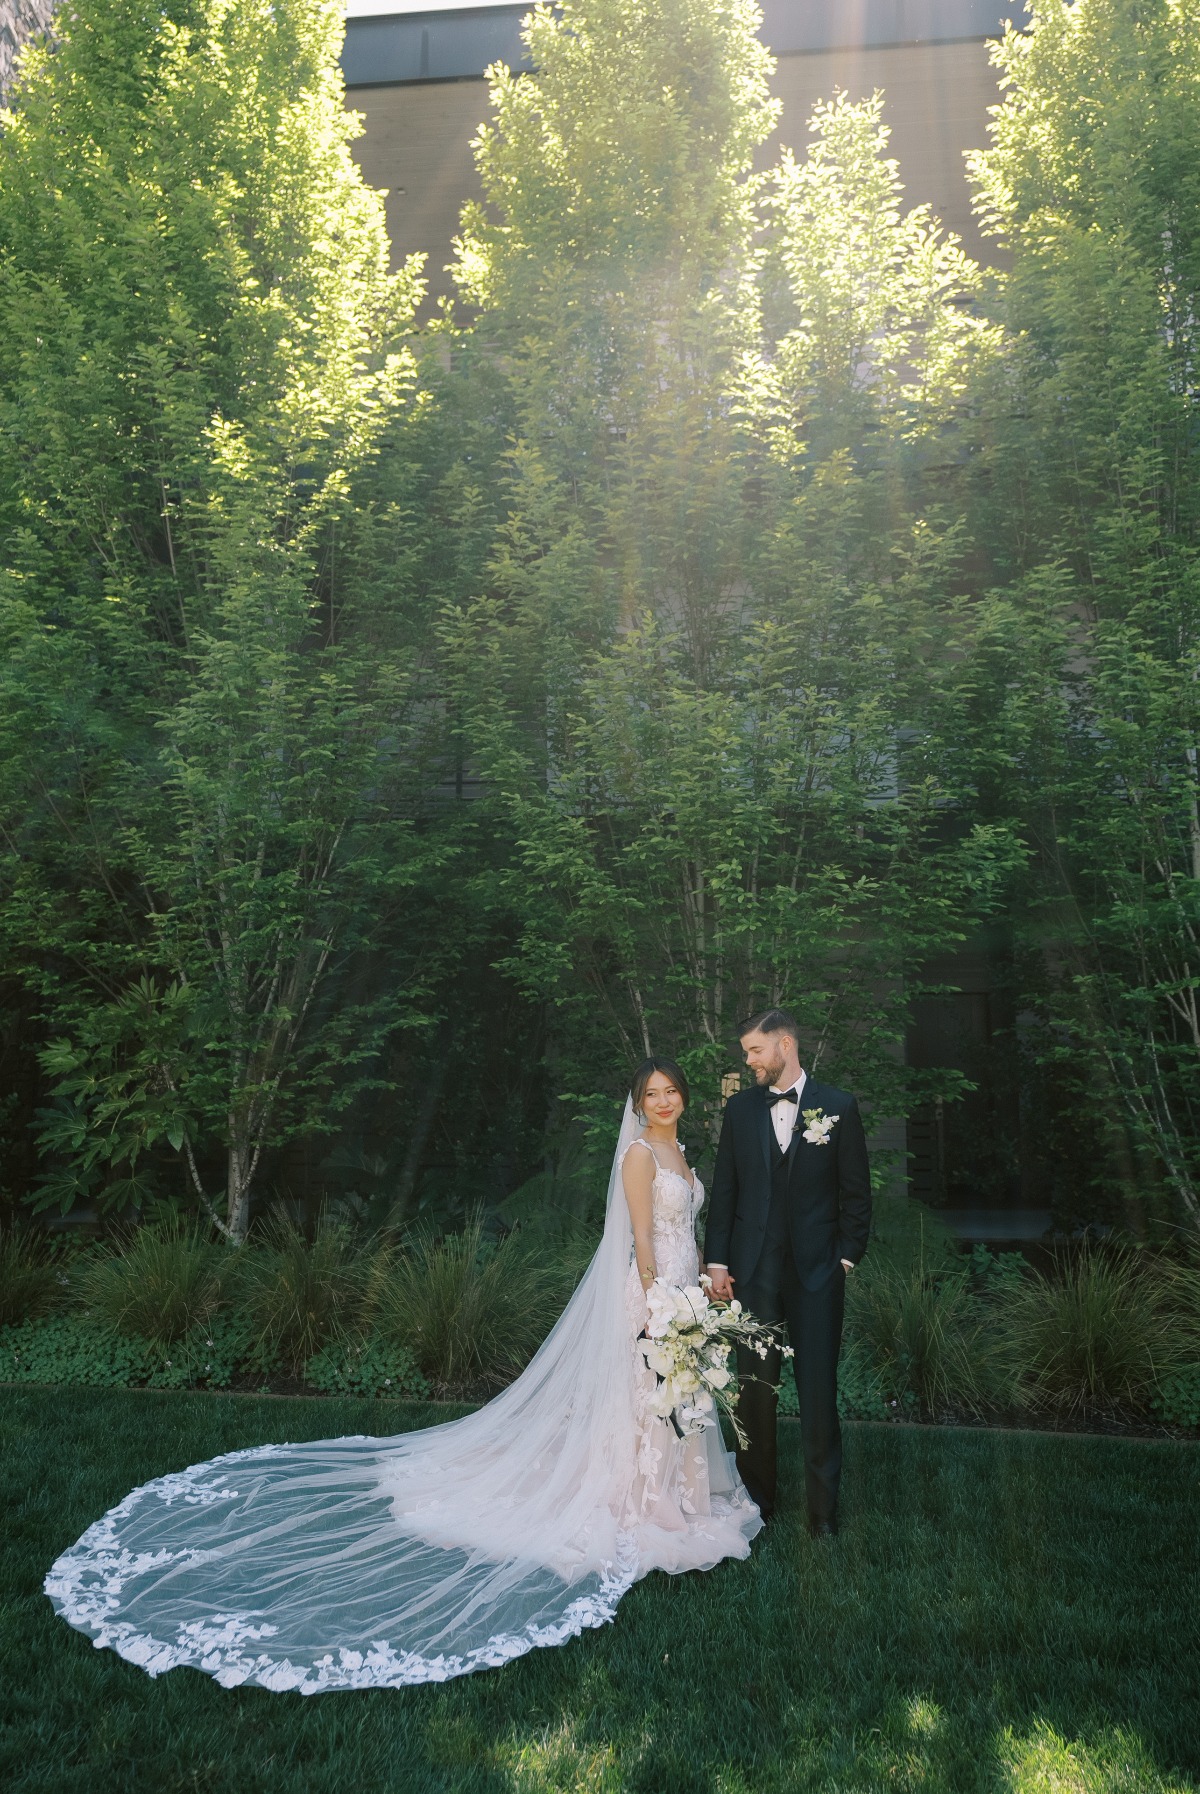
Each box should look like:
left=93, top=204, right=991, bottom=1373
left=734, top=1244, right=845, bottom=1524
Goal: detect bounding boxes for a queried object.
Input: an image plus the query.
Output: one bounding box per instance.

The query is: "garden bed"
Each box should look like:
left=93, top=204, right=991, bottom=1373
left=3, top=1213, right=1199, bottom=1436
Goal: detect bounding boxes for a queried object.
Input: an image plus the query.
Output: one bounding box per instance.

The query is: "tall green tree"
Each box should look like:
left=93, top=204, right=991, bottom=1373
left=0, top=0, right=430, bottom=1239
left=965, top=0, right=1200, bottom=1234
left=445, top=3, right=1011, bottom=1151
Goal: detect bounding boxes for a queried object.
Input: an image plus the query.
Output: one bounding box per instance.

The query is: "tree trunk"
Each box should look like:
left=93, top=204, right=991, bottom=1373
left=381, top=1057, right=448, bottom=1239
left=0, top=0, right=57, bottom=101
left=226, top=1128, right=253, bottom=1245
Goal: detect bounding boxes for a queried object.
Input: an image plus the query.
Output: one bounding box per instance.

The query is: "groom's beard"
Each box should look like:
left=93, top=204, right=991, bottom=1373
left=752, top=1055, right=787, bottom=1087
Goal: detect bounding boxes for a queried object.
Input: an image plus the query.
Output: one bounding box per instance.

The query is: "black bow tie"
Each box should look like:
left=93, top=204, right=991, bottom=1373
left=767, top=1088, right=799, bottom=1106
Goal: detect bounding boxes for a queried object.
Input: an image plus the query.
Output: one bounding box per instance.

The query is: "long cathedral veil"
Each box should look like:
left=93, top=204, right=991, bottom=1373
left=44, top=1099, right=653, bottom=1690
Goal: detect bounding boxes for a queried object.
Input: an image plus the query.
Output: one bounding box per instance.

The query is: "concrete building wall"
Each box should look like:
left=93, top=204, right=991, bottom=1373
left=348, top=79, right=488, bottom=291
left=346, top=7, right=1015, bottom=296
left=765, top=38, right=1001, bottom=263
left=350, top=35, right=1002, bottom=297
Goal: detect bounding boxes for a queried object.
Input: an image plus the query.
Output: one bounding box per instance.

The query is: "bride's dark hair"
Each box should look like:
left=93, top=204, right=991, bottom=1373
left=630, top=1057, right=690, bottom=1119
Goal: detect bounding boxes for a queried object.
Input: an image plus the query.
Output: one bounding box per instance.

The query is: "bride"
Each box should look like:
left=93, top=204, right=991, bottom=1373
left=45, top=1058, right=762, bottom=1691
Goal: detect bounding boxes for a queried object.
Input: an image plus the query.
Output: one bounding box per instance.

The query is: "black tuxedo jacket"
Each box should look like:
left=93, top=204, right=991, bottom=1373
left=704, top=1078, right=872, bottom=1292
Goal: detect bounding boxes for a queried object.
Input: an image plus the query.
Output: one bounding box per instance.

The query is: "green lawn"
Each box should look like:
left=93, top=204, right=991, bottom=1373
left=1, top=1389, right=1196, bottom=1794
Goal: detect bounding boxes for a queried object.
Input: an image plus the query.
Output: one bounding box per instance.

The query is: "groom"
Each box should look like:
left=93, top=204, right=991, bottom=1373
left=705, top=1009, right=872, bottom=1537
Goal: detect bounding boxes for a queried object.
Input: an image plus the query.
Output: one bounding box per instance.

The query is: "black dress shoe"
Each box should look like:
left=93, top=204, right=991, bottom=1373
left=807, top=1515, right=838, bottom=1539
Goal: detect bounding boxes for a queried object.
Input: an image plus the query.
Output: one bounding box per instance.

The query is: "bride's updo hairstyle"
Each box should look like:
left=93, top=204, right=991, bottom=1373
left=630, top=1057, right=690, bottom=1123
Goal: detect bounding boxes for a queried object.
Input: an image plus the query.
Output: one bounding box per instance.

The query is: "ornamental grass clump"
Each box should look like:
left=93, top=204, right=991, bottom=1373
left=1156, top=1258, right=1200, bottom=1356
left=848, top=1256, right=1005, bottom=1418
left=0, top=1228, right=65, bottom=1325
left=376, top=1216, right=558, bottom=1398
left=80, top=1226, right=223, bottom=1344
left=1000, top=1246, right=1187, bottom=1419
left=231, top=1215, right=368, bottom=1373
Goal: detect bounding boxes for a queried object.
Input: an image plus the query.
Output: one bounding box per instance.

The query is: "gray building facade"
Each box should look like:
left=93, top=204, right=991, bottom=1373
left=343, top=0, right=1029, bottom=296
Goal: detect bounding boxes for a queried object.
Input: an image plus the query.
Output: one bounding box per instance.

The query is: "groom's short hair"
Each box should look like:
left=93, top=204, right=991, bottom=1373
left=738, top=1007, right=800, bottom=1043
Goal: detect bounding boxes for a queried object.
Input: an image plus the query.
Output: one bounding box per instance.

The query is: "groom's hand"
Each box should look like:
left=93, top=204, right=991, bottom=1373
left=707, top=1266, right=735, bottom=1302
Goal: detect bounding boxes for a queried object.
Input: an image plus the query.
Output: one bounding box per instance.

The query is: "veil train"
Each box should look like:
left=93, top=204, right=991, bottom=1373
left=45, top=1098, right=759, bottom=1691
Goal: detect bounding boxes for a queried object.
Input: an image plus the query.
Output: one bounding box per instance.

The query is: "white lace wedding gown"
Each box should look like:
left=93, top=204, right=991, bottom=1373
left=45, top=1107, right=761, bottom=1691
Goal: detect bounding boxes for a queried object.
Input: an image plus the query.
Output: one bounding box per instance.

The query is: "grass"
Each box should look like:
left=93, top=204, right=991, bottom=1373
left=2, top=1389, right=1197, bottom=1793
left=847, top=1257, right=1003, bottom=1418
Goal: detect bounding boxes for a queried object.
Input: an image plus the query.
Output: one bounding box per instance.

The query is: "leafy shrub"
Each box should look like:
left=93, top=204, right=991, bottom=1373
left=498, top=1146, right=611, bottom=1304
left=847, top=1257, right=1005, bottom=1418
left=967, top=1242, right=1029, bottom=1300
left=1152, top=1365, right=1200, bottom=1431
left=778, top=1336, right=899, bottom=1422
left=139, top=1311, right=267, bottom=1390
left=305, top=1337, right=430, bottom=1400
left=231, top=1215, right=368, bottom=1371
left=375, top=1216, right=559, bottom=1397
left=504, top=1213, right=597, bottom=1318
left=0, top=1228, right=67, bottom=1325
left=999, top=1247, right=1186, bottom=1418
left=79, top=1226, right=223, bottom=1343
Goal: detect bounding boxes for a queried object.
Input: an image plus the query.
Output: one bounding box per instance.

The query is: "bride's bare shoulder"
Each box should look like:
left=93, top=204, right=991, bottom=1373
left=620, top=1137, right=655, bottom=1166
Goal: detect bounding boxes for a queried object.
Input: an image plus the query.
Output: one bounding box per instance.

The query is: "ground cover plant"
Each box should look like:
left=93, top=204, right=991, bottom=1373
left=1, top=1385, right=1196, bottom=1794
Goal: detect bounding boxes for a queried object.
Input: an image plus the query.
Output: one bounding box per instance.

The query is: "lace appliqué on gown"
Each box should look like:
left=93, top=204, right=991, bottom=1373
left=621, top=1146, right=757, bottom=1561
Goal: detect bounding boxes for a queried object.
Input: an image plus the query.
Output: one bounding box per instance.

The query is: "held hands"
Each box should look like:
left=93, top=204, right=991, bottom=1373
left=706, top=1265, right=735, bottom=1302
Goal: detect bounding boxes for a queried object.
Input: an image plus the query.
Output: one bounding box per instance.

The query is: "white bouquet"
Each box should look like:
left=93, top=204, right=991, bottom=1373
left=638, top=1277, right=792, bottom=1448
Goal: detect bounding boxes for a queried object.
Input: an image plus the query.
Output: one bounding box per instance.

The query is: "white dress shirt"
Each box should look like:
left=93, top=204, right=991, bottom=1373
left=768, top=1070, right=807, bottom=1153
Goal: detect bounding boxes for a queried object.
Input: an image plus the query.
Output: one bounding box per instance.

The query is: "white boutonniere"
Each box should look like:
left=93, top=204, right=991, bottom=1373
left=800, top=1107, right=839, bottom=1145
